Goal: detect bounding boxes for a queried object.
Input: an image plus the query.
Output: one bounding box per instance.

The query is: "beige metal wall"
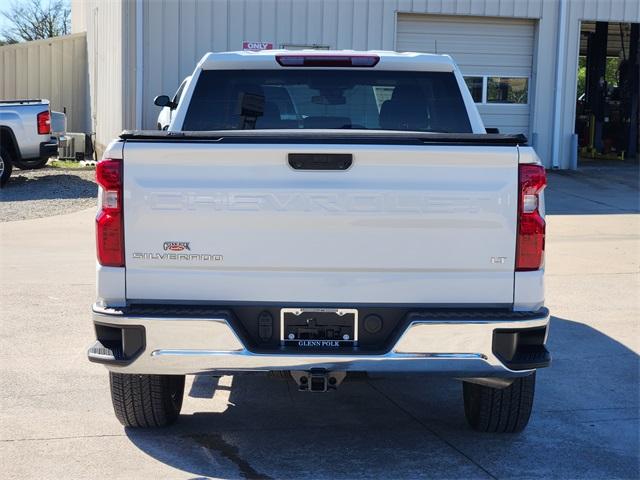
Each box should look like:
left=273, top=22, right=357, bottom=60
left=139, top=0, right=548, bottom=131
left=71, top=0, right=136, bottom=154
left=71, top=0, right=89, bottom=33
left=71, top=0, right=640, bottom=167
left=0, top=33, right=89, bottom=132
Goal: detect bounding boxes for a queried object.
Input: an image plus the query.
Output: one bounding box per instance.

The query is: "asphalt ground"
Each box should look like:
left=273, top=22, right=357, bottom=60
left=0, top=162, right=638, bottom=479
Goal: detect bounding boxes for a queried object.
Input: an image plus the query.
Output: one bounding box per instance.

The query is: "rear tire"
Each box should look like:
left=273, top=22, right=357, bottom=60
left=463, top=373, right=536, bottom=433
left=0, top=146, right=13, bottom=187
left=109, top=373, right=185, bottom=428
left=13, top=156, right=49, bottom=170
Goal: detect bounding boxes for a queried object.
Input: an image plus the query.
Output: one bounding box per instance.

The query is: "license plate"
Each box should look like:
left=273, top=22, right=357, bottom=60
left=281, top=308, right=358, bottom=348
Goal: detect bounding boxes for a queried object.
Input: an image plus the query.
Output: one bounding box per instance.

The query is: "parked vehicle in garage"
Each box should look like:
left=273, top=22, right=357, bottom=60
left=0, top=99, right=60, bottom=185
left=88, top=50, right=550, bottom=433
left=155, top=76, right=191, bottom=130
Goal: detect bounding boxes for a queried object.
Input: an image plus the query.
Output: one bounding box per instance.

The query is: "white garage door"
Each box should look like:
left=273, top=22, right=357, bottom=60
left=396, top=14, right=535, bottom=137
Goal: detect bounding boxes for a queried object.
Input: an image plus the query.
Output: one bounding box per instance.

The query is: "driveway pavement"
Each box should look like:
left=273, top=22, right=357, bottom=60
left=1, top=162, right=638, bottom=479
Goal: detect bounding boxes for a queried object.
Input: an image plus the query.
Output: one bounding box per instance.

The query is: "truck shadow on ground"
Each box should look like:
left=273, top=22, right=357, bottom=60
left=124, top=317, right=639, bottom=479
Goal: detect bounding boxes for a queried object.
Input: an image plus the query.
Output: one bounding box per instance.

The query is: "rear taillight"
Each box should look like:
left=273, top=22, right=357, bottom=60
left=516, top=164, right=546, bottom=271
left=37, top=110, right=51, bottom=135
left=96, top=159, right=124, bottom=267
left=275, top=55, right=380, bottom=67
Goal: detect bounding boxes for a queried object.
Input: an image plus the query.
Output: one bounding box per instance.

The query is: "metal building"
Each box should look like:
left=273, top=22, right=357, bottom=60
left=71, top=0, right=640, bottom=168
left=0, top=33, right=89, bottom=132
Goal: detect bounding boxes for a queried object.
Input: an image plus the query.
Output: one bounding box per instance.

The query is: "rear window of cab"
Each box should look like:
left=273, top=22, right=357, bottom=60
left=182, top=69, right=472, bottom=133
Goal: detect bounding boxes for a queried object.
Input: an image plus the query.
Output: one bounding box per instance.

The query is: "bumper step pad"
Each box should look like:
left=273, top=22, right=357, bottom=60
left=508, top=346, right=551, bottom=370
left=88, top=340, right=125, bottom=363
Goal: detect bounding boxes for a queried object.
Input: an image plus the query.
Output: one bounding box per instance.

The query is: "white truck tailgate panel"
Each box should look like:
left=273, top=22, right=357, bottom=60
left=123, top=142, right=518, bottom=305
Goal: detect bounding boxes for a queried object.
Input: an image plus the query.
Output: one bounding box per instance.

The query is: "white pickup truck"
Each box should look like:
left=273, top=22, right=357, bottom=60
left=0, top=99, right=60, bottom=186
left=88, top=50, right=550, bottom=433
left=154, top=76, right=192, bottom=130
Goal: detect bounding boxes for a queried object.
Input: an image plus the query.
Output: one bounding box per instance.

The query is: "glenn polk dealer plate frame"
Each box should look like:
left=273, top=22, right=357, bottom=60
left=280, top=308, right=359, bottom=347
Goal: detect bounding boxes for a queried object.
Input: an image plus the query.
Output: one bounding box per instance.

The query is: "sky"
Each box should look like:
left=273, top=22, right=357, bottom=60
left=0, top=0, right=72, bottom=35
left=0, top=0, right=16, bottom=28
left=0, top=0, right=19, bottom=32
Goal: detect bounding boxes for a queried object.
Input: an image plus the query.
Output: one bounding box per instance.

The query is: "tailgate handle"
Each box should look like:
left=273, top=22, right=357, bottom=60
left=288, top=153, right=352, bottom=171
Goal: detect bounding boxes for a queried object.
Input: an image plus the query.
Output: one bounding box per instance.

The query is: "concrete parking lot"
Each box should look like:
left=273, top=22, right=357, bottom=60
left=1, top=162, right=638, bottom=479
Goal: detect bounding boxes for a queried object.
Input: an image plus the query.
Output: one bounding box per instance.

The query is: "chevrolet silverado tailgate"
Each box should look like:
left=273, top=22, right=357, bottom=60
left=121, top=138, right=519, bottom=305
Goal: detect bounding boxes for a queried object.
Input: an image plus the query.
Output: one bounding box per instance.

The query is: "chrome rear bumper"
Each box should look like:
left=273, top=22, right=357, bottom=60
left=89, top=304, right=550, bottom=377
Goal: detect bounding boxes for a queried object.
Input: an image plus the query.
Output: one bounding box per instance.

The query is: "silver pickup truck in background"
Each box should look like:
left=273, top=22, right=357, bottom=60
left=0, top=99, right=60, bottom=187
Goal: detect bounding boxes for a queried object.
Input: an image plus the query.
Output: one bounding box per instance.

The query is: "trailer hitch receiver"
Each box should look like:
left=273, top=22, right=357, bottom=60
left=290, top=370, right=346, bottom=392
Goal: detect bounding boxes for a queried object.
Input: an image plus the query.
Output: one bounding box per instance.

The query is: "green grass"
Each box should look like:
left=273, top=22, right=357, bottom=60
left=49, top=159, right=95, bottom=169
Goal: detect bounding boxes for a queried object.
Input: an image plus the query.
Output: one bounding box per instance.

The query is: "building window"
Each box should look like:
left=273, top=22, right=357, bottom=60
left=464, top=76, right=484, bottom=103
left=487, top=77, right=528, bottom=104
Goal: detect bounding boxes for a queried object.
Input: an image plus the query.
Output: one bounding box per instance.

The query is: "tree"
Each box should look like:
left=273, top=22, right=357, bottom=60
left=577, top=56, right=620, bottom=99
left=0, top=0, right=70, bottom=44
